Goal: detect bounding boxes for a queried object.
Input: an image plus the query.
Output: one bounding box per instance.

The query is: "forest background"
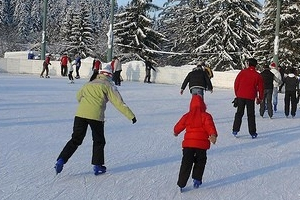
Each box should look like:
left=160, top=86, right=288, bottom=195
left=0, top=0, right=299, bottom=71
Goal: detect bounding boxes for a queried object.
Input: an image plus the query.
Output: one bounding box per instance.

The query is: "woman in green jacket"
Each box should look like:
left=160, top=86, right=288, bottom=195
left=55, top=65, right=137, bottom=175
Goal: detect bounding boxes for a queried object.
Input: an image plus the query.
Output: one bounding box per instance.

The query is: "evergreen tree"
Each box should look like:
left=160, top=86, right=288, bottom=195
left=256, top=0, right=300, bottom=68
left=0, top=0, right=111, bottom=58
left=66, top=1, right=94, bottom=58
left=277, top=0, right=300, bottom=67
left=0, top=0, right=19, bottom=56
left=60, top=4, right=75, bottom=54
left=114, top=0, right=166, bottom=61
left=88, top=0, right=110, bottom=60
left=197, top=0, right=262, bottom=71
left=47, top=0, right=64, bottom=47
left=255, top=0, right=275, bottom=66
left=158, top=0, right=208, bottom=66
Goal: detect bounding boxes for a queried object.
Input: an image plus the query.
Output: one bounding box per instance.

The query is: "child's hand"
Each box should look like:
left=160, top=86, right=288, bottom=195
left=208, top=134, right=217, bottom=144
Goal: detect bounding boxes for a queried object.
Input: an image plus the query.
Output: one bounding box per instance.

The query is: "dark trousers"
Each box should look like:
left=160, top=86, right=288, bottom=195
left=233, top=98, right=256, bottom=134
left=76, top=66, right=80, bottom=77
left=68, top=71, right=74, bottom=81
left=89, top=70, right=98, bottom=82
left=177, top=148, right=207, bottom=188
left=113, top=70, right=122, bottom=86
left=57, top=116, right=106, bottom=165
left=61, top=65, right=67, bottom=76
left=40, top=64, right=49, bottom=76
left=144, top=70, right=151, bottom=82
left=260, top=89, right=273, bottom=117
left=284, top=91, right=297, bottom=117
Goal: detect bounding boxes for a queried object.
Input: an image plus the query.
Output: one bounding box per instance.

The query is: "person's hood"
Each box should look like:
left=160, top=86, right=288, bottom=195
left=189, top=95, right=206, bottom=112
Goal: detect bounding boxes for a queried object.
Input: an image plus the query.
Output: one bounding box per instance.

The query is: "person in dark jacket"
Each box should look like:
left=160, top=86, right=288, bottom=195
left=180, top=63, right=213, bottom=98
left=232, top=58, right=264, bottom=139
left=259, top=64, right=282, bottom=118
left=283, top=67, right=299, bottom=118
left=144, top=59, right=156, bottom=83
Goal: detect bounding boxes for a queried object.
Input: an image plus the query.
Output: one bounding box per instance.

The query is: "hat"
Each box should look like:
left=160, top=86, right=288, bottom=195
left=270, top=62, right=276, bottom=68
left=100, top=64, right=113, bottom=77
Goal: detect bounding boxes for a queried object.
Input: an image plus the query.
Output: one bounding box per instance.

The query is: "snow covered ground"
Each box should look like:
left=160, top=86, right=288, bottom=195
left=1, top=73, right=300, bottom=200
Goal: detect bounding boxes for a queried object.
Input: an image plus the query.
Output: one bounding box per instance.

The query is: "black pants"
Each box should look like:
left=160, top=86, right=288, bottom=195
left=260, top=89, right=273, bottom=117
left=89, top=70, right=98, bottom=82
left=57, top=116, right=106, bottom=165
left=233, top=98, right=256, bottom=134
left=61, top=65, right=67, bottom=76
left=177, top=148, right=207, bottom=188
left=76, top=66, right=80, bottom=77
left=68, top=71, right=74, bottom=81
left=113, top=70, right=122, bottom=86
left=40, top=64, right=49, bottom=76
left=284, top=91, right=297, bottom=117
left=144, top=70, right=151, bottom=82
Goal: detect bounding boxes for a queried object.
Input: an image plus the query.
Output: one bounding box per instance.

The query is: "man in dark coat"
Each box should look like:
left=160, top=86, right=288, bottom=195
left=180, top=63, right=213, bottom=98
left=144, top=59, right=156, bottom=83
left=283, top=67, right=299, bottom=118
left=259, top=64, right=282, bottom=118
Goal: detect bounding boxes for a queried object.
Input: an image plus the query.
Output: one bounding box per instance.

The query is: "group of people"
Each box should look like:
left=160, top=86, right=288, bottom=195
left=52, top=57, right=218, bottom=192
left=40, top=54, right=160, bottom=86
left=40, top=53, right=82, bottom=83
left=175, top=58, right=300, bottom=191
left=49, top=54, right=298, bottom=191
left=232, top=58, right=299, bottom=140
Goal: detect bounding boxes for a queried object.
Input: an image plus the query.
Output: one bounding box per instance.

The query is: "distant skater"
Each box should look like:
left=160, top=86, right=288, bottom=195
left=144, top=58, right=156, bottom=83
left=40, top=54, right=51, bottom=78
left=68, top=58, right=75, bottom=84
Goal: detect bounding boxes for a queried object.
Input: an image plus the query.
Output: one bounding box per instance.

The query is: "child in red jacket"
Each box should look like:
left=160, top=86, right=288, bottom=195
left=174, top=95, right=217, bottom=192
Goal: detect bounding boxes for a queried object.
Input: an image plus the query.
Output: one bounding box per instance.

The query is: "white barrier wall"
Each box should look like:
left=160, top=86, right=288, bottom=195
left=0, top=58, right=238, bottom=89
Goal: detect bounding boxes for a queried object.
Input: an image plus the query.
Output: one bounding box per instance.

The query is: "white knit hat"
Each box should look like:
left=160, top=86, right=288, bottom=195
left=100, top=64, right=113, bottom=76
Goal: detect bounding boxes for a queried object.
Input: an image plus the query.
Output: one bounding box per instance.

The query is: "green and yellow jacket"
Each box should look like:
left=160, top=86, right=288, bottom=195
left=75, top=74, right=135, bottom=121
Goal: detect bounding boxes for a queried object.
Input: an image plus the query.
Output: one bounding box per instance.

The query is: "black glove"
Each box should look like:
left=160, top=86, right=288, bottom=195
left=232, top=98, right=238, bottom=108
left=132, top=117, right=137, bottom=124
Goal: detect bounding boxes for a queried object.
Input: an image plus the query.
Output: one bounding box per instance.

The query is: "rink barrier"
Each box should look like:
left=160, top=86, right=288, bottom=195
left=0, top=58, right=237, bottom=89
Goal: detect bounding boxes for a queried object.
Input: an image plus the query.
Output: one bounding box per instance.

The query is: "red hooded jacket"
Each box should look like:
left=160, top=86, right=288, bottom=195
left=234, top=66, right=264, bottom=101
left=174, top=95, right=217, bottom=150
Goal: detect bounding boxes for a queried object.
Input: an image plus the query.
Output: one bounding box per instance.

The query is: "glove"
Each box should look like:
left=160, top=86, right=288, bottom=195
left=232, top=98, right=238, bottom=107
left=173, top=133, right=178, bottom=137
left=208, top=134, right=217, bottom=144
left=132, top=117, right=137, bottom=124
